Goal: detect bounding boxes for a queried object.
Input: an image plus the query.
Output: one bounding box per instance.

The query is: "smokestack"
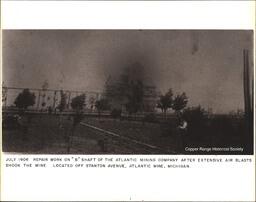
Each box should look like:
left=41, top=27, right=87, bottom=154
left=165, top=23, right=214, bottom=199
left=243, top=49, right=250, bottom=115
left=243, top=49, right=253, bottom=153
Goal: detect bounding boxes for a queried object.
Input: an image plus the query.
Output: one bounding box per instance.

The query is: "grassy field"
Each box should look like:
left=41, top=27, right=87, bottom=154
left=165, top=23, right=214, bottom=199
left=2, top=114, right=179, bottom=154
left=3, top=115, right=72, bottom=154
left=2, top=113, right=251, bottom=154
left=83, top=117, right=181, bottom=152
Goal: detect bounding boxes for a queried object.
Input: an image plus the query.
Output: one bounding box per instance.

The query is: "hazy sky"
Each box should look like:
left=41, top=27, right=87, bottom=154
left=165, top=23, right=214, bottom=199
left=2, top=30, right=253, bottom=113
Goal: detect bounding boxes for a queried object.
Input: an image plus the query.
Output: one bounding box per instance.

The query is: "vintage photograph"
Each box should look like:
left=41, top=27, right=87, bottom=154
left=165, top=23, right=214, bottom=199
left=2, top=30, right=254, bottom=154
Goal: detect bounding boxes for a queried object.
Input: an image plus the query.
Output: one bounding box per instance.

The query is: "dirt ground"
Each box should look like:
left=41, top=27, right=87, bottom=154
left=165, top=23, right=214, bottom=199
left=2, top=114, right=180, bottom=154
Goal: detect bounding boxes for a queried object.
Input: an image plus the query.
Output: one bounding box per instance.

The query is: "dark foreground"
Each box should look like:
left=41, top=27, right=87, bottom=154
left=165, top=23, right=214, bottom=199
left=2, top=113, right=253, bottom=154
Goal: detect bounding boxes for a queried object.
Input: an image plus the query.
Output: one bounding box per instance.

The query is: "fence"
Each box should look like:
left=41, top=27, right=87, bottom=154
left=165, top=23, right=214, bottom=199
left=2, top=86, right=102, bottom=112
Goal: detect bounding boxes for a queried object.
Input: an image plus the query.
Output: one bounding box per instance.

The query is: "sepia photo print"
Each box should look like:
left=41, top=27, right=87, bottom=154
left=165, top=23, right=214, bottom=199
left=2, top=30, right=254, bottom=154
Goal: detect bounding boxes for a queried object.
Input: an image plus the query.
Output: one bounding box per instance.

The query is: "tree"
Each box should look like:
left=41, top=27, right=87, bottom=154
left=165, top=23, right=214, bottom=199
left=42, top=80, right=49, bottom=91
left=172, top=92, right=188, bottom=113
left=95, top=98, right=110, bottom=118
left=14, top=89, right=36, bottom=111
left=67, top=94, right=86, bottom=153
left=41, top=80, right=49, bottom=109
left=157, top=89, right=173, bottom=117
left=182, top=105, right=208, bottom=138
left=58, top=90, right=67, bottom=112
left=89, top=96, right=96, bottom=111
left=71, top=94, right=86, bottom=113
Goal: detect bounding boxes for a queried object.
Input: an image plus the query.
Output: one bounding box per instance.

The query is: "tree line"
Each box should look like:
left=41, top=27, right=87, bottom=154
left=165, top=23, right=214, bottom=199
left=13, top=65, right=189, bottom=118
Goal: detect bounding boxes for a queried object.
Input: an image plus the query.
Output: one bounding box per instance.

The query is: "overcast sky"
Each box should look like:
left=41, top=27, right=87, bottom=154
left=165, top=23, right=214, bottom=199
left=2, top=30, right=253, bottom=113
